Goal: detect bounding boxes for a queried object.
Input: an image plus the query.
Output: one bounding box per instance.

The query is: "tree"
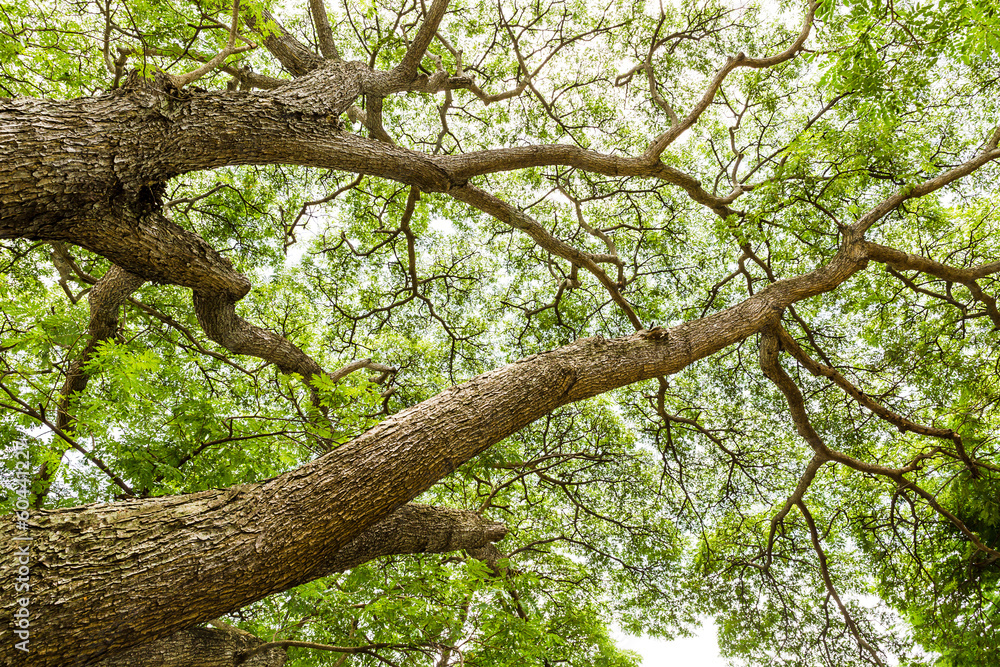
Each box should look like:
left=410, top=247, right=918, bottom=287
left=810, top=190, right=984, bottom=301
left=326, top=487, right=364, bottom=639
left=2, top=0, right=999, bottom=664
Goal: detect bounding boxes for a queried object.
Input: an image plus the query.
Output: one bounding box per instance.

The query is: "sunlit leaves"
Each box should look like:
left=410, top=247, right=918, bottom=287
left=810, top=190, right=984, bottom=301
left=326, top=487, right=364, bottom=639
left=3, top=0, right=1000, bottom=664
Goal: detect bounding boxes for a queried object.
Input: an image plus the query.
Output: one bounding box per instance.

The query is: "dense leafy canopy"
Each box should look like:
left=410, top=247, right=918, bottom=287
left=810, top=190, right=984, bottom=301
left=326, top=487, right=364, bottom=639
left=2, top=0, right=1000, bottom=665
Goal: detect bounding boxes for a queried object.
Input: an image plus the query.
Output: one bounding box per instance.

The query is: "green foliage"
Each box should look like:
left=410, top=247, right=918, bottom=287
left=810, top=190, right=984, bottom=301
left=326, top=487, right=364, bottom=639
left=3, top=0, right=1000, bottom=665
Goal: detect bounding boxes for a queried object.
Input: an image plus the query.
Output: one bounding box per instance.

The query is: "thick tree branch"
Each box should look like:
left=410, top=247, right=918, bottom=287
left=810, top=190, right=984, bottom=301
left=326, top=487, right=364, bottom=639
left=3, top=9, right=1000, bottom=661
left=759, top=326, right=839, bottom=445
left=95, top=625, right=287, bottom=667
left=97, top=504, right=505, bottom=667
left=2, top=149, right=985, bottom=661
left=192, top=292, right=326, bottom=380
left=5, top=220, right=877, bottom=664
left=382, top=0, right=450, bottom=92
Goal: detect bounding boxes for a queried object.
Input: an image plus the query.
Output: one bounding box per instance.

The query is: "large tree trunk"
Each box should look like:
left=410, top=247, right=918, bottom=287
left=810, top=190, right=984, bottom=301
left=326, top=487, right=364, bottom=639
left=95, top=504, right=504, bottom=667
left=96, top=626, right=288, bottom=667
left=3, top=19, right=995, bottom=665
left=1, top=264, right=867, bottom=666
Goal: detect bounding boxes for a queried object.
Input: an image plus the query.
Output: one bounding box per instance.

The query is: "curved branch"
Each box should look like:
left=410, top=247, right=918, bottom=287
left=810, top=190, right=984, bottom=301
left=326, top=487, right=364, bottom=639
left=774, top=325, right=979, bottom=473
left=762, top=453, right=828, bottom=570
left=643, top=0, right=818, bottom=159
left=896, top=478, right=1000, bottom=559
left=449, top=184, right=644, bottom=329
left=864, top=240, right=1000, bottom=327
left=329, top=358, right=397, bottom=384
left=246, top=10, right=325, bottom=76
left=798, top=500, right=887, bottom=666
left=761, top=327, right=1000, bottom=560
left=192, top=292, right=326, bottom=380
left=759, top=326, right=833, bottom=456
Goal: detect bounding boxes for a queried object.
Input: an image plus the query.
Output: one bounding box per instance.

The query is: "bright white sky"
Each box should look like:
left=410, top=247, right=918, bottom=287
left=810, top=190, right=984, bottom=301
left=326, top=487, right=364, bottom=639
left=614, top=622, right=729, bottom=666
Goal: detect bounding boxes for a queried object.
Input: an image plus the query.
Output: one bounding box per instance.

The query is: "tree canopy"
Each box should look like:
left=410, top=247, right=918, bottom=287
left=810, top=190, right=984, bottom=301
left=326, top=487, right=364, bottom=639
left=1, top=0, right=999, bottom=665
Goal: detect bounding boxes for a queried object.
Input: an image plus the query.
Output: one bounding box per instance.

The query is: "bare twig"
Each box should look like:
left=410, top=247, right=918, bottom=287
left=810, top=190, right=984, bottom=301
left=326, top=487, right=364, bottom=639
left=798, top=500, right=887, bottom=666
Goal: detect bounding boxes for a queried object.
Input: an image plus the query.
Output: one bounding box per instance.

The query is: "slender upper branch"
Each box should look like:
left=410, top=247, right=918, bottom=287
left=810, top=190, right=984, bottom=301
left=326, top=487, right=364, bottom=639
left=761, top=326, right=1000, bottom=560
left=308, top=0, right=340, bottom=60
left=382, top=0, right=450, bottom=92
left=775, top=325, right=980, bottom=473
left=169, top=0, right=255, bottom=89
left=449, top=184, right=644, bottom=329
left=762, top=453, right=828, bottom=570
left=850, top=142, right=1000, bottom=236
left=798, top=500, right=887, bottom=666
left=643, top=0, right=819, bottom=160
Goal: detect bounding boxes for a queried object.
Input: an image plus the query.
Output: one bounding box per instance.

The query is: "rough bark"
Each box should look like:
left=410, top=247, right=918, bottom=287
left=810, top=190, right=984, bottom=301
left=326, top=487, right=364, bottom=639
left=95, top=625, right=287, bottom=667
left=4, top=133, right=999, bottom=664
left=2, top=3, right=999, bottom=663
left=94, top=504, right=505, bottom=667
left=0, top=254, right=864, bottom=666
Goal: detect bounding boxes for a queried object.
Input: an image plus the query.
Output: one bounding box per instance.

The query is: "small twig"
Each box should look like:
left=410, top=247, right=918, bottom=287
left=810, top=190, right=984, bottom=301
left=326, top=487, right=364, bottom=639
left=0, top=379, right=136, bottom=498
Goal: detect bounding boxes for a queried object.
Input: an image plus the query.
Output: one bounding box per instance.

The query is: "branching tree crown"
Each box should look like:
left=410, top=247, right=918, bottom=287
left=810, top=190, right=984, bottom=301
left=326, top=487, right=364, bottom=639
left=1, top=0, right=999, bottom=665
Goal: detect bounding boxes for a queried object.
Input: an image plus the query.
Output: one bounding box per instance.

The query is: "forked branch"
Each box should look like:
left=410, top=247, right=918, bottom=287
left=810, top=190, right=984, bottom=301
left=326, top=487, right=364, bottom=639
left=450, top=184, right=644, bottom=329
left=643, top=0, right=819, bottom=159
left=864, top=241, right=1000, bottom=328
left=798, top=501, right=886, bottom=666
left=774, top=325, right=979, bottom=473
left=760, top=326, right=1000, bottom=559
left=169, top=1, right=256, bottom=89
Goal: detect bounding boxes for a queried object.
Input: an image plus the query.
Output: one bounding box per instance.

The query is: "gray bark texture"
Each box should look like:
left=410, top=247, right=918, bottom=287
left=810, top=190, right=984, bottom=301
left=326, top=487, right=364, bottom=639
left=92, top=504, right=504, bottom=667
left=95, top=626, right=288, bottom=667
